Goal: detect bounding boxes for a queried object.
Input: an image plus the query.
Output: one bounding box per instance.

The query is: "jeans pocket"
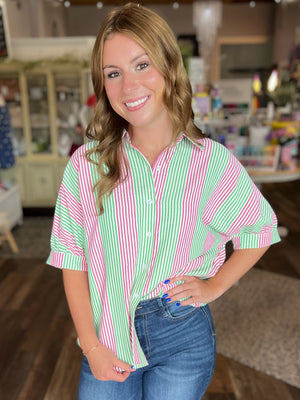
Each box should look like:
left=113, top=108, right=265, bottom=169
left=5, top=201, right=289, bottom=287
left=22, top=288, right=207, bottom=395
left=165, top=302, right=200, bottom=321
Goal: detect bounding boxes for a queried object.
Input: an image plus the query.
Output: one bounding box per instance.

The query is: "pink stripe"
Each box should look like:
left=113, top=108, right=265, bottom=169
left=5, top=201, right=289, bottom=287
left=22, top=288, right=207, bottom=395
left=202, top=154, right=241, bottom=226
left=227, top=183, right=261, bottom=234
left=78, top=151, right=117, bottom=354
left=142, top=146, right=174, bottom=295
left=49, top=251, right=64, bottom=269
left=52, top=215, right=84, bottom=256
left=114, top=160, right=138, bottom=313
left=49, top=251, right=87, bottom=270
left=171, top=142, right=211, bottom=276
left=59, top=184, right=84, bottom=228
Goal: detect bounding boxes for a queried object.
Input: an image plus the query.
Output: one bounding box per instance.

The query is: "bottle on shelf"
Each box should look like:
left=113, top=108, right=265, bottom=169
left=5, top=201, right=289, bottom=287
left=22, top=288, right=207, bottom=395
left=211, top=84, right=223, bottom=120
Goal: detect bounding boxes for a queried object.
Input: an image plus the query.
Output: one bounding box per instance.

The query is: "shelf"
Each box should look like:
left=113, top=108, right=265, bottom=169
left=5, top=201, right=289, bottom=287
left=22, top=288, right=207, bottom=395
left=0, top=61, right=90, bottom=206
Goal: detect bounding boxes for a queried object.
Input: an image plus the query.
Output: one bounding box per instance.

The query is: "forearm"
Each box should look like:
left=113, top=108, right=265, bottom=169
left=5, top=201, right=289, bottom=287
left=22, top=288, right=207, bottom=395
left=211, top=246, right=269, bottom=298
left=166, top=245, right=270, bottom=306
left=62, top=269, right=133, bottom=381
left=62, top=269, right=98, bottom=353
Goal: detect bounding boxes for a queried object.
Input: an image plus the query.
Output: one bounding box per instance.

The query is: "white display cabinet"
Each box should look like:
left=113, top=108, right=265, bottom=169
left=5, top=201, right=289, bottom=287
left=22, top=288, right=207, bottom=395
left=0, top=61, right=92, bottom=206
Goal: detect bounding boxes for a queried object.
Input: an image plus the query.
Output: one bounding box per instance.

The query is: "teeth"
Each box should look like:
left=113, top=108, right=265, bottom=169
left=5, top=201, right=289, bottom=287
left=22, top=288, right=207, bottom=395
left=125, top=96, right=148, bottom=108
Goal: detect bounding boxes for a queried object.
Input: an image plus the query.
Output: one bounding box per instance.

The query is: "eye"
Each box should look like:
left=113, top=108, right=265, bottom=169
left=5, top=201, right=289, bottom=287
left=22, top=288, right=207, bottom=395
left=136, top=62, right=149, bottom=71
left=106, top=71, right=120, bottom=79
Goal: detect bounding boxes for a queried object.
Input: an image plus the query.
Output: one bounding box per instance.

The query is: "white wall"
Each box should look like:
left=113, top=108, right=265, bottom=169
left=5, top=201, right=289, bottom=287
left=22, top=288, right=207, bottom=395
left=3, top=0, right=32, bottom=37
left=3, top=0, right=299, bottom=80
left=66, top=4, right=195, bottom=37
left=35, top=0, right=67, bottom=37
left=219, top=3, right=274, bottom=37
left=273, top=1, right=300, bottom=67
left=4, top=0, right=67, bottom=38
left=66, top=3, right=275, bottom=38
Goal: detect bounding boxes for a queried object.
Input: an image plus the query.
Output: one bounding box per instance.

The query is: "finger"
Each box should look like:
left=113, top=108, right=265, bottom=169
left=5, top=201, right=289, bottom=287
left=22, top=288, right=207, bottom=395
left=178, top=298, right=196, bottom=307
left=167, top=282, right=193, bottom=298
left=108, top=370, right=131, bottom=382
left=115, top=359, right=135, bottom=372
left=165, top=275, right=189, bottom=285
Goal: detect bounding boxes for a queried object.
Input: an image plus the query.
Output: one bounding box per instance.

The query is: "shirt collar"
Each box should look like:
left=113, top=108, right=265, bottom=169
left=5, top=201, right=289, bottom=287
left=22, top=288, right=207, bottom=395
left=122, top=129, right=204, bottom=149
left=179, top=132, right=204, bottom=149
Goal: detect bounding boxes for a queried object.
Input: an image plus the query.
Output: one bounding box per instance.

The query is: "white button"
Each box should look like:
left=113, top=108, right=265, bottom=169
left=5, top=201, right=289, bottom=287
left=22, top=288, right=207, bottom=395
left=142, top=264, right=148, bottom=269
left=147, top=199, right=153, bottom=204
left=156, top=165, right=161, bottom=171
left=146, top=232, right=151, bottom=237
left=133, top=293, right=139, bottom=298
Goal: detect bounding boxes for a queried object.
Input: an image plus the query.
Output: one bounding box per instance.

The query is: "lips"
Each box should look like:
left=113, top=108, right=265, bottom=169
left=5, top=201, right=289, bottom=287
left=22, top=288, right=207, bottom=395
left=124, top=95, right=149, bottom=110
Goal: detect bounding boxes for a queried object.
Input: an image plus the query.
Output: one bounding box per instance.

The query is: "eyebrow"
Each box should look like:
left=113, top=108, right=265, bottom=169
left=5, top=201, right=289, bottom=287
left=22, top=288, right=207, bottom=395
left=103, top=52, right=148, bottom=70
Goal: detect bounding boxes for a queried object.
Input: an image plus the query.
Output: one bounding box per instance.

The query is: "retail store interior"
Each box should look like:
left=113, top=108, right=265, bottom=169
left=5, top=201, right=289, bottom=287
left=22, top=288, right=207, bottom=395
left=0, top=0, right=299, bottom=399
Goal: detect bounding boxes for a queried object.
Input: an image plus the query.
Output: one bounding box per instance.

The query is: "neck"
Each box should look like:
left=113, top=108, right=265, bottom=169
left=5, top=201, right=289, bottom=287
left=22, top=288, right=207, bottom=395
left=130, top=117, right=174, bottom=148
left=129, top=121, right=174, bottom=167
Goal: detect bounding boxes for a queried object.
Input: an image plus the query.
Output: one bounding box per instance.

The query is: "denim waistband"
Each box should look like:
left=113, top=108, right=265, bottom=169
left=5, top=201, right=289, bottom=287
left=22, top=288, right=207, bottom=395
left=135, top=297, right=165, bottom=316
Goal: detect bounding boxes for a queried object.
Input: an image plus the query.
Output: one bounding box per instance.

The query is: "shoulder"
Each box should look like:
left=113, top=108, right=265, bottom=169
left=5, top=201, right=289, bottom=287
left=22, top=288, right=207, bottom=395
left=188, top=136, right=232, bottom=161
left=61, top=141, right=98, bottom=185
left=70, top=141, right=98, bottom=160
left=68, top=141, right=98, bottom=168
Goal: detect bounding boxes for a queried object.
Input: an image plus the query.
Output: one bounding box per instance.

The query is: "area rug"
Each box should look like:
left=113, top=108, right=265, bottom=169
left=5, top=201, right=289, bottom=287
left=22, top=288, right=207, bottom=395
left=210, top=268, right=300, bottom=388
left=0, top=217, right=53, bottom=259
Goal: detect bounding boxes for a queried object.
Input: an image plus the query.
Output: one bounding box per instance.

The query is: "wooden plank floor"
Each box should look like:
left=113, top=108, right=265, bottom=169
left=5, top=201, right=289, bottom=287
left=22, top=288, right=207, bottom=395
left=0, top=180, right=299, bottom=399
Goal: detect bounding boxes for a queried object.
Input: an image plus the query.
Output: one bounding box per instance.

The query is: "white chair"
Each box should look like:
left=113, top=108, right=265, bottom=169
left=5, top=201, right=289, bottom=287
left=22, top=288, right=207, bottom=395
left=0, top=212, right=19, bottom=254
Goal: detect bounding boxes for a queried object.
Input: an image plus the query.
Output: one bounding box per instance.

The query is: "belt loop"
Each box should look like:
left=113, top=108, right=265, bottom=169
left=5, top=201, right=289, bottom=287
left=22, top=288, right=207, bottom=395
left=157, top=297, right=169, bottom=318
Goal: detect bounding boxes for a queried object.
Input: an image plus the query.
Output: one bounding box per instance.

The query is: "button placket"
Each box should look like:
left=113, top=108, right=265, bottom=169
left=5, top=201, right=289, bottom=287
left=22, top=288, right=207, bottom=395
left=130, top=169, right=156, bottom=305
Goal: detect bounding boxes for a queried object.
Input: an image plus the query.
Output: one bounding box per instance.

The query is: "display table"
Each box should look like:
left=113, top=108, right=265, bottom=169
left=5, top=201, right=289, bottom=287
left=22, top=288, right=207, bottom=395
left=248, top=167, right=300, bottom=185
left=247, top=167, right=300, bottom=238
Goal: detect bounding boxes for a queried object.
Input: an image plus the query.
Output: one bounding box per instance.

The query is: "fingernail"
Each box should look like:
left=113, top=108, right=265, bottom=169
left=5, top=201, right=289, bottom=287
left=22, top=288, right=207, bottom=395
left=165, top=297, right=171, bottom=302
left=162, top=293, right=169, bottom=298
left=164, top=279, right=170, bottom=284
left=176, top=302, right=181, bottom=307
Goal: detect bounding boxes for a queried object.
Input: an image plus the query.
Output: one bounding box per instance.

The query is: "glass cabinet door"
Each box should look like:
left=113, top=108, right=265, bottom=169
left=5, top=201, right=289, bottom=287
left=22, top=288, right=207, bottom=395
left=27, top=74, right=51, bottom=154
left=54, top=72, right=84, bottom=157
left=0, top=75, right=26, bottom=157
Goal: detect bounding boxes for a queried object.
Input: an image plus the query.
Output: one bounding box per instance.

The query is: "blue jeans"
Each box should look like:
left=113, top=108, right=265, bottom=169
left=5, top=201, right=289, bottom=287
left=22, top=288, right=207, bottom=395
left=78, top=297, right=216, bottom=400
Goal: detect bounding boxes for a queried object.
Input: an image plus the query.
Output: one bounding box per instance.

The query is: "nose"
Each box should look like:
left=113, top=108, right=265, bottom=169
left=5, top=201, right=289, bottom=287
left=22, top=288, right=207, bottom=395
left=122, top=71, right=139, bottom=94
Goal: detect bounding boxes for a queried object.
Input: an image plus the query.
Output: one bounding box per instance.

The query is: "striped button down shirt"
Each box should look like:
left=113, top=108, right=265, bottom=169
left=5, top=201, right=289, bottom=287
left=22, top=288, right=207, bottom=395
left=47, top=133, right=280, bottom=368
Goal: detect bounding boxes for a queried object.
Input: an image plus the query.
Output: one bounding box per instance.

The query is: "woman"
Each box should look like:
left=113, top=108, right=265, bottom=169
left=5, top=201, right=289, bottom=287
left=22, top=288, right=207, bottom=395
left=47, top=3, right=280, bottom=399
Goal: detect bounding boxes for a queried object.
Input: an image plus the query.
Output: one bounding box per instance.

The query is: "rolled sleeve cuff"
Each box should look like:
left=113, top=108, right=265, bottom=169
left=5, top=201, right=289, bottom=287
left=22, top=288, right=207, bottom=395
left=232, top=228, right=281, bottom=250
left=46, top=251, right=88, bottom=272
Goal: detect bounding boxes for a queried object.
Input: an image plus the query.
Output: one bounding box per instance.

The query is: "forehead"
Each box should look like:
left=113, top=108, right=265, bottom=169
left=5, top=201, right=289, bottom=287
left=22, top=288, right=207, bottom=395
left=103, top=33, right=147, bottom=63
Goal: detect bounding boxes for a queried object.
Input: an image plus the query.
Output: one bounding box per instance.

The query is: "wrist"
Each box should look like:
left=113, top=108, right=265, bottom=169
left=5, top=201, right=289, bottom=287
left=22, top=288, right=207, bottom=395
left=82, top=342, right=100, bottom=356
left=206, top=276, right=226, bottom=300
left=78, top=333, right=100, bottom=355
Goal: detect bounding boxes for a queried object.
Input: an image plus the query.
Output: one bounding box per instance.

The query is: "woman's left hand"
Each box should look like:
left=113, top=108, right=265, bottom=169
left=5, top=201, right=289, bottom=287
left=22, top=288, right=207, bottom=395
left=164, top=275, right=222, bottom=306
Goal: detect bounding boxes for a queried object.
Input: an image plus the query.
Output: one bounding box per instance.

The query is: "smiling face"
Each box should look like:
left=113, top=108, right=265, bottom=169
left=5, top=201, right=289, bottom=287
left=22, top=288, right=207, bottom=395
left=102, top=33, right=170, bottom=134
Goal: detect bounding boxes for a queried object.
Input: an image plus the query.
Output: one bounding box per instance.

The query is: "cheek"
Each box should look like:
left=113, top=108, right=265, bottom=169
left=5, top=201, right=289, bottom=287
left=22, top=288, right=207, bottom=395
left=104, top=83, right=118, bottom=104
left=104, top=84, right=124, bottom=116
left=147, top=72, right=165, bottom=97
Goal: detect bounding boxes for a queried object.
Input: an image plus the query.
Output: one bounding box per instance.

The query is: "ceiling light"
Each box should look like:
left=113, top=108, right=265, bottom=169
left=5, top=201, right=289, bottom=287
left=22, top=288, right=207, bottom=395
left=173, top=2, right=179, bottom=9
left=97, top=1, right=103, bottom=8
left=64, top=1, right=70, bottom=7
left=249, top=1, right=256, bottom=7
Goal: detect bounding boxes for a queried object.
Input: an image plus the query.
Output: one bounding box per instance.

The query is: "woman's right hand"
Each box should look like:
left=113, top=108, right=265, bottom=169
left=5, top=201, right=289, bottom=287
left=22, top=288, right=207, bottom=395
left=86, top=343, right=134, bottom=382
left=62, top=270, right=133, bottom=382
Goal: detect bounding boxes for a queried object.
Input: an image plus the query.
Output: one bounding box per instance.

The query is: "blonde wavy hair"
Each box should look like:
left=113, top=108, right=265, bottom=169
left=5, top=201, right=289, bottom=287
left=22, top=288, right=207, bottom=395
left=86, top=2, right=205, bottom=214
